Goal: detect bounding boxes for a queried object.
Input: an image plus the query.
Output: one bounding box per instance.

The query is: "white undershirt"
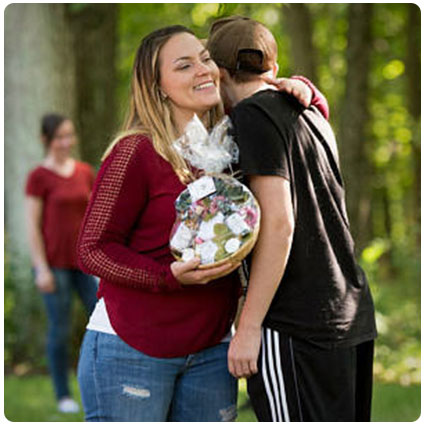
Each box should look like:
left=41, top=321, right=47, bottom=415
left=86, top=298, right=116, bottom=334
left=86, top=298, right=233, bottom=342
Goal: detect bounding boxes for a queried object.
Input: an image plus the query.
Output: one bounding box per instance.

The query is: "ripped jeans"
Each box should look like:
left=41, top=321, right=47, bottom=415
left=77, top=330, right=238, bottom=421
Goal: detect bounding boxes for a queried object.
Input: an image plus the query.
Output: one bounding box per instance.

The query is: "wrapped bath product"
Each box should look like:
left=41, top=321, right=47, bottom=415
left=170, top=115, right=260, bottom=268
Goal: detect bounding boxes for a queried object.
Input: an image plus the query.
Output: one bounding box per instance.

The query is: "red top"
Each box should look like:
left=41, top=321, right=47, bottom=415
left=77, top=135, right=241, bottom=358
left=26, top=161, right=95, bottom=269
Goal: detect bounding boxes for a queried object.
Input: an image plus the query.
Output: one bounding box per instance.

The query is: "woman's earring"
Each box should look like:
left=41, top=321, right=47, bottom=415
left=159, top=90, right=168, bottom=100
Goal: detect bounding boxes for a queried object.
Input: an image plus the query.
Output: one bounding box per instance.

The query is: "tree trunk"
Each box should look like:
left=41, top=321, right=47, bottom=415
left=406, top=5, right=420, bottom=120
left=69, top=4, right=118, bottom=167
left=405, top=4, right=420, bottom=244
left=5, top=3, right=76, bottom=271
left=5, top=3, right=76, bottom=363
left=282, top=4, right=317, bottom=81
left=339, top=4, right=374, bottom=251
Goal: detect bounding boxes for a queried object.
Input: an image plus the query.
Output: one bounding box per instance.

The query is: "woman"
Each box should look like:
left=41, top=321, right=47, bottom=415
left=76, top=25, right=326, bottom=422
left=77, top=26, right=243, bottom=422
left=25, top=114, right=98, bottom=414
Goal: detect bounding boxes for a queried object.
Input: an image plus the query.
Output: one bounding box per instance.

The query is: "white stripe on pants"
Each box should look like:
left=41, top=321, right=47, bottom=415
left=261, top=327, right=290, bottom=422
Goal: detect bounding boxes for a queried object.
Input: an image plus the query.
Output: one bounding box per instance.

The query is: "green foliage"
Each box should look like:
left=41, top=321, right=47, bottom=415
left=360, top=239, right=420, bottom=387
left=361, top=238, right=391, bottom=273
left=367, top=4, right=419, bottom=253
left=4, top=239, right=47, bottom=373
left=4, top=237, right=91, bottom=374
left=371, top=281, right=420, bottom=387
left=310, top=4, right=348, bottom=117
left=4, top=246, right=16, bottom=367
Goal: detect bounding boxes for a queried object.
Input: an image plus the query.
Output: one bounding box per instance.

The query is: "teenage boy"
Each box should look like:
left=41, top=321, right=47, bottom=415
left=207, top=16, right=377, bottom=422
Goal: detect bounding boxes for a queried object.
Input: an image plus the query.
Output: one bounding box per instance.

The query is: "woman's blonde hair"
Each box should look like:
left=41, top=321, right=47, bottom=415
left=103, top=25, right=224, bottom=183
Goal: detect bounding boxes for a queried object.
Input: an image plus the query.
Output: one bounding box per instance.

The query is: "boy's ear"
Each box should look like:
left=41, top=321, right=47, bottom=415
left=272, top=62, right=279, bottom=78
left=219, top=67, right=231, bottom=82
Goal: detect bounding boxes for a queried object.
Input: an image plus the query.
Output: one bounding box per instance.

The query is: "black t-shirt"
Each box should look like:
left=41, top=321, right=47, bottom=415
left=231, top=89, right=377, bottom=348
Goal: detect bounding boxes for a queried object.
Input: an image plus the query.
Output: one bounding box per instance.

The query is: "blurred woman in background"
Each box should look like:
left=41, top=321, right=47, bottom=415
left=25, top=113, right=98, bottom=414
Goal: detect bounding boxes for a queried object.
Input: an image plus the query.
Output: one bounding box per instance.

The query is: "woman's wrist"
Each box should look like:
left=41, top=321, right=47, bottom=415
left=34, top=264, right=50, bottom=274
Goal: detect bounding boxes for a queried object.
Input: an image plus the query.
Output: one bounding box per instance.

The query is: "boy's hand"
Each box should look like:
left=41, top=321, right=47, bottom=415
left=228, top=326, right=261, bottom=378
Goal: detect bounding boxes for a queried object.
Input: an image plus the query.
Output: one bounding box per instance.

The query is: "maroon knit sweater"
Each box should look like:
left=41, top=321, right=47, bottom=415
left=77, top=135, right=241, bottom=358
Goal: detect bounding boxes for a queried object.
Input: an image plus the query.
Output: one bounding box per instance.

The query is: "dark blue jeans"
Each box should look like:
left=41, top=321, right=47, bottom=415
left=41, top=268, right=98, bottom=400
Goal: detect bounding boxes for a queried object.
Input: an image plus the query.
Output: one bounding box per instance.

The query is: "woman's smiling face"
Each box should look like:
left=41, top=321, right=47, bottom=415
left=159, top=32, right=221, bottom=122
left=48, top=119, right=76, bottom=156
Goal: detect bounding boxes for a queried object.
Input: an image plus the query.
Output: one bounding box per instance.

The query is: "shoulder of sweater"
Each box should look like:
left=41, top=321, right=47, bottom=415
left=98, top=134, right=155, bottom=170
left=100, top=133, right=167, bottom=181
left=112, top=133, right=157, bottom=160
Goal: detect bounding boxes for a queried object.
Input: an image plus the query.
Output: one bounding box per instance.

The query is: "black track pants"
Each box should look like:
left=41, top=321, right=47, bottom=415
left=247, top=328, right=374, bottom=422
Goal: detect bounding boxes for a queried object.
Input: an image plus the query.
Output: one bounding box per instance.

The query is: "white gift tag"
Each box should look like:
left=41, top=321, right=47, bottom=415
left=198, top=212, right=225, bottom=241
left=225, top=238, right=241, bottom=254
left=188, top=176, right=216, bottom=203
left=226, top=213, right=250, bottom=235
left=170, top=223, right=194, bottom=251
left=182, top=248, right=196, bottom=262
left=196, top=240, right=218, bottom=264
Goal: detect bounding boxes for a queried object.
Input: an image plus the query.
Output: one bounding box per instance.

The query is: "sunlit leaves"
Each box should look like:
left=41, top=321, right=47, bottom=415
left=383, top=59, right=405, bottom=80
left=191, top=3, right=220, bottom=27
left=253, top=6, right=280, bottom=27
left=361, top=238, right=390, bottom=264
left=310, top=4, right=348, bottom=117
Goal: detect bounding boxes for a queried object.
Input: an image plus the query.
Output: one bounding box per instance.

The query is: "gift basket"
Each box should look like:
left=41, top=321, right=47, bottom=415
left=169, top=115, right=260, bottom=268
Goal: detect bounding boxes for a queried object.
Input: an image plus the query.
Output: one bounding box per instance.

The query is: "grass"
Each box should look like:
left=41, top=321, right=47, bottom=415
left=4, top=374, right=420, bottom=422
left=4, top=374, right=84, bottom=422
left=370, top=383, right=421, bottom=422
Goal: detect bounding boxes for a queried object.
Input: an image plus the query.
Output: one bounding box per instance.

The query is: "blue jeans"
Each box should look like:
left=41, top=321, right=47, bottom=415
left=77, top=330, right=238, bottom=421
left=42, top=268, right=98, bottom=400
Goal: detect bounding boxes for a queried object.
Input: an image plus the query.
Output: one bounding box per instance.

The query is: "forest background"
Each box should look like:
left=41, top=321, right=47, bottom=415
left=4, top=3, right=421, bottom=421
